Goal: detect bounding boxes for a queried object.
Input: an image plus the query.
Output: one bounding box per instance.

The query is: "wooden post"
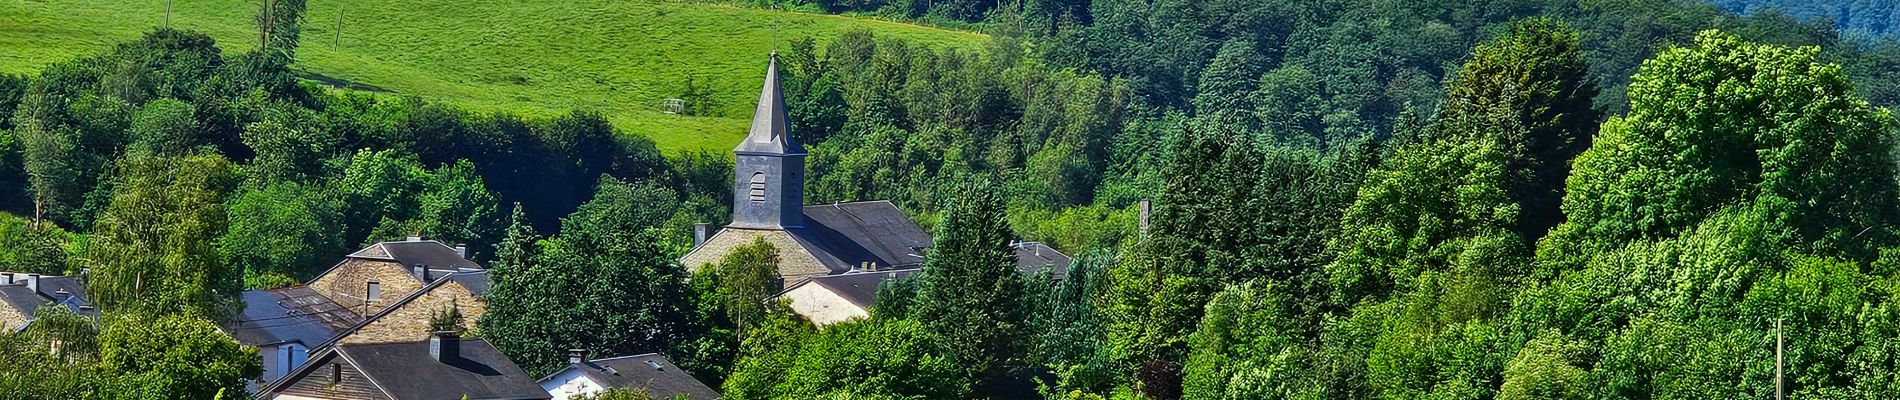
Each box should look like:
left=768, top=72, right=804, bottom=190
left=334, top=8, right=343, bottom=47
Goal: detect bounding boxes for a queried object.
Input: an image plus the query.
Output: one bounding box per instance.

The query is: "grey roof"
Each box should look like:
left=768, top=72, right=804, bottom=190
left=794, top=201, right=933, bottom=273
left=805, top=269, right=921, bottom=309
left=379, top=241, right=483, bottom=270
left=304, top=338, right=549, bottom=400
left=228, top=287, right=359, bottom=347
left=543, top=353, right=720, bottom=400
left=734, top=52, right=804, bottom=156
left=1012, top=242, right=1073, bottom=279
left=447, top=270, right=492, bottom=297
left=0, top=273, right=89, bottom=306
left=0, top=285, right=44, bottom=319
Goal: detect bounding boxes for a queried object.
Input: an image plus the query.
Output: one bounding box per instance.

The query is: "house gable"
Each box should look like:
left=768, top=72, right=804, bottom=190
left=309, top=258, right=422, bottom=317
left=338, top=276, right=486, bottom=345
left=272, top=351, right=391, bottom=400
left=681, top=227, right=833, bottom=284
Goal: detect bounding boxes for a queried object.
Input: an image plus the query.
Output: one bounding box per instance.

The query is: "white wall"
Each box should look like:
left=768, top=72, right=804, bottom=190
left=782, top=284, right=869, bottom=326
left=540, top=369, right=603, bottom=400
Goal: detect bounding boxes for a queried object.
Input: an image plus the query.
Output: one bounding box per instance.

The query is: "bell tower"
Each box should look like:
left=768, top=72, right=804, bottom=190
left=731, top=52, right=805, bottom=229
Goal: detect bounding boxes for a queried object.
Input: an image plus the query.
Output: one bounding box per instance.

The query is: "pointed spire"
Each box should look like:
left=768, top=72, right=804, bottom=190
left=735, top=51, right=804, bottom=155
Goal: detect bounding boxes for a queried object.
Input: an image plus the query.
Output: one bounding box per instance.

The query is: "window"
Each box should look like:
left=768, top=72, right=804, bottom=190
left=748, top=172, right=768, bottom=202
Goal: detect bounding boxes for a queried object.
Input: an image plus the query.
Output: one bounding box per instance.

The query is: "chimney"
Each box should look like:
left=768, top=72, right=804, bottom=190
left=1, top=274, right=12, bottom=285
left=79, top=268, right=89, bottom=284
left=567, top=349, right=587, bottom=365
left=453, top=245, right=467, bottom=259
left=414, top=264, right=430, bottom=281
left=1138, top=199, right=1152, bottom=237
left=693, top=223, right=710, bottom=247
left=407, top=234, right=423, bottom=242
left=430, top=331, right=460, bottom=362
left=25, top=274, right=38, bottom=293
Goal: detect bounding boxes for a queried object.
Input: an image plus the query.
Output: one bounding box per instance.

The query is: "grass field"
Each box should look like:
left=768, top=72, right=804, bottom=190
left=0, top=0, right=987, bottom=152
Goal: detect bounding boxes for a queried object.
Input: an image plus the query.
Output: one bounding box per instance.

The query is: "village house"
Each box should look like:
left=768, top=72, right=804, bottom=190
left=260, top=331, right=548, bottom=400
left=226, top=237, right=492, bottom=389
left=538, top=351, right=721, bottom=400
left=680, top=53, right=1072, bottom=326
left=0, top=271, right=93, bottom=333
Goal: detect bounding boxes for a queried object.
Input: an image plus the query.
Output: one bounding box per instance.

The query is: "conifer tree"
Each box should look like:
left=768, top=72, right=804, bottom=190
left=909, top=178, right=1029, bottom=386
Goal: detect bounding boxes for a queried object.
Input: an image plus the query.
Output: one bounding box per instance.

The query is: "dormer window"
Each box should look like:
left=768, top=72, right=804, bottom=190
left=749, top=172, right=768, bottom=202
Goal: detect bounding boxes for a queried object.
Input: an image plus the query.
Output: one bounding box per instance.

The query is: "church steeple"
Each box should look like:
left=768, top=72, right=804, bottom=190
left=735, top=52, right=804, bottom=155
left=730, top=52, right=806, bottom=229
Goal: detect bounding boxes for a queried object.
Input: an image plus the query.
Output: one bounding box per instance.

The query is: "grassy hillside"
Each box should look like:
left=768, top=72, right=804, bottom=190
left=0, top=0, right=987, bottom=152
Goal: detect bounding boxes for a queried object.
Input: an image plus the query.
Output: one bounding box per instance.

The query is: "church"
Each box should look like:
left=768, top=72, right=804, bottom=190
left=680, top=54, right=1069, bottom=323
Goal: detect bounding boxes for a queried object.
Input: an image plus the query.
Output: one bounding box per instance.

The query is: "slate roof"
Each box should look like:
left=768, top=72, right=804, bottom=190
left=267, top=337, right=549, bottom=400
left=1012, top=242, right=1073, bottom=279
left=802, top=269, right=922, bottom=309
left=228, top=287, right=359, bottom=347
left=0, top=285, right=44, bottom=318
left=341, top=338, right=548, bottom=400
left=447, top=270, right=492, bottom=297
left=734, top=52, right=804, bottom=156
left=0, top=273, right=89, bottom=305
left=377, top=241, right=483, bottom=270
left=793, top=201, right=932, bottom=273
left=541, top=353, right=720, bottom=400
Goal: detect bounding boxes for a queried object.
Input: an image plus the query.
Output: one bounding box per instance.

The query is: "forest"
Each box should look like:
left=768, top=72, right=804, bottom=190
left=5, top=0, right=1900, bottom=399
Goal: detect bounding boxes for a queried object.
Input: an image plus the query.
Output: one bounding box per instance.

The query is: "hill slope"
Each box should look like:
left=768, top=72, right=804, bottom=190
left=1710, top=0, right=1900, bottom=39
left=0, top=0, right=987, bottom=152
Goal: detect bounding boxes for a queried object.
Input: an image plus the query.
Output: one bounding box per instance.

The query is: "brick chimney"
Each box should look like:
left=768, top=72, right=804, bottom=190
left=430, top=331, right=460, bottom=362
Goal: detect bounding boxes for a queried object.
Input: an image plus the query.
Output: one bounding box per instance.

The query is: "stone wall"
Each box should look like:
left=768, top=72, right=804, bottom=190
left=680, top=228, right=829, bottom=285
left=338, top=281, right=486, bottom=344
left=310, top=259, right=422, bottom=317
left=0, top=302, right=28, bottom=332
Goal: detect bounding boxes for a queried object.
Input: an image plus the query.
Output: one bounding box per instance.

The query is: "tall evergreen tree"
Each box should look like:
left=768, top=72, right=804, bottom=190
left=909, top=178, right=1030, bottom=387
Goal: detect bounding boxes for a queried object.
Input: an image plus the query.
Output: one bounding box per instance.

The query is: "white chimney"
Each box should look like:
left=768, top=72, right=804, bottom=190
left=693, top=223, right=710, bottom=247
left=25, top=274, right=38, bottom=293
left=0, top=274, right=12, bottom=285
left=454, top=245, right=467, bottom=259
left=566, top=349, right=586, bottom=365
left=407, top=235, right=423, bottom=242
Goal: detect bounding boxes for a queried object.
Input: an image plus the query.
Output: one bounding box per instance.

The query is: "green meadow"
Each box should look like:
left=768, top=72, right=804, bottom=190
left=0, top=0, right=988, bottom=152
